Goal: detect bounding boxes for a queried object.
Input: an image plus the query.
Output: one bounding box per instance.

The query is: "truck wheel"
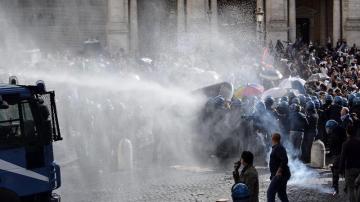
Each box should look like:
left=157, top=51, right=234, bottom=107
left=0, top=188, right=20, bottom=202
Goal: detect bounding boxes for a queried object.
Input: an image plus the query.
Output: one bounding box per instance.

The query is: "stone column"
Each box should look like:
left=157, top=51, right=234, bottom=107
left=177, top=0, right=186, bottom=33
left=256, top=0, right=264, bottom=43
left=129, top=0, right=138, bottom=55
left=320, top=0, right=326, bottom=45
left=107, top=0, right=129, bottom=54
left=289, top=0, right=296, bottom=43
left=333, top=0, right=341, bottom=45
left=343, top=0, right=360, bottom=46
left=265, top=0, right=288, bottom=43
left=210, top=0, right=218, bottom=35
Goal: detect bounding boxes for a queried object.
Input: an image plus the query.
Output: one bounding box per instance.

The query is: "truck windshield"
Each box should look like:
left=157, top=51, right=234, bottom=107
left=0, top=104, right=21, bottom=137
left=0, top=102, right=35, bottom=148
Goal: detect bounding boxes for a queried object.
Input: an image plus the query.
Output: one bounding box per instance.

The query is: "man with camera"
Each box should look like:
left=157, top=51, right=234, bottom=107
left=233, top=151, right=259, bottom=202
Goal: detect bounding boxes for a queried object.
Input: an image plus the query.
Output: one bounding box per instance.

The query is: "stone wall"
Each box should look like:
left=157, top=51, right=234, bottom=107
left=2, top=0, right=108, bottom=51
left=343, top=0, right=360, bottom=46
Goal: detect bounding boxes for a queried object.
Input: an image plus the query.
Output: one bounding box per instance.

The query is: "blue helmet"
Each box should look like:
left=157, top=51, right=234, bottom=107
left=353, top=97, right=360, bottom=107
left=334, top=96, right=343, bottom=106
left=325, top=94, right=333, bottom=104
left=356, top=92, right=360, bottom=98
left=311, top=96, right=318, bottom=101
left=298, top=95, right=306, bottom=106
left=213, top=95, right=225, bottom=108
left=265, top=96, right=275, bottom=108
left=255, top=101, right=266, bottom=113
left=289, top=103, right=300, bottom=112
left=277, top=101, right=289, bottom=114
left=232, top=183, right=250, bottom=202
left=305, top=101, right=315, bottom=112
left=231, top=97, right=242, bottom=109
left=305, top=97, right=312, bottom=103
left=314, top=99, right=321, bottom=109
left=348, top=93, right=356, bottom=104
left=342, top=97, right=349, bottom=107
left=281, top=96, right=289, bottom=102
left=325, top=119, right=338, bottom=130
left=291, top=97, right=301, bottom=105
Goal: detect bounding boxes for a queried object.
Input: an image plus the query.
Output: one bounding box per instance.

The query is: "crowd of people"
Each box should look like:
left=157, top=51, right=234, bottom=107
left=207, top=39, right=360, bottom=202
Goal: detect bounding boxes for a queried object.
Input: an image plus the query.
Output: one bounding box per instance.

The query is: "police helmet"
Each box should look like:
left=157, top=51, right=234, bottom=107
left=231, top=183, right=250, bottom=202
left=334, top=96, right=343, bottom=106
left=342, top=97, right=349, bottom=107
left=325, top=120, right=338, bottom=134
left=255, top=101, right=266, bottom=113
left=265, top=96, right=275, bottom=108
left=291, top=97, right=301, bottom=105
left=314, top=99, right=321, bottom=109
left=231, top=97, right=242, bottom=109
left=325, top=94, right=333, bottom=104
left=311, top=96, right=318, bottom=101
left=213, top=95, right=225, bottom=108
left=298, top=95, right=306, bottom=106
left=305, top=101, right=315, bottom=112
left=281, top=96, right=289, bottom=102
left=277, top=101, right=289, bottom=114
left=348, top=93, right=356, bottom=104
left=289, top=103, right=300, bottom=112
left=353, top=97, right=360, bottom=107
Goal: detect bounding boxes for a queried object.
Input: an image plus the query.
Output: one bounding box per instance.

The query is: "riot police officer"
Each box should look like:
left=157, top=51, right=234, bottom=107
left=289, top=103, right=309, bottom=159
left=302, top=101, right=318, bottom=163
left=265, top=96, right=277, bottom=117
left=322, top=94, right=333, bottom=111
left=325, top=96, right=343, bottom=123
left=325, top=120, right=347, bottom=194
left=277, top=101, right=290, bottom=139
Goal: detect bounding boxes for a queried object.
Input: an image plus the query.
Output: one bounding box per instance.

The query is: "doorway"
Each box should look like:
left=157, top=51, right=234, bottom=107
left=296, top=18, right=310, bottom=44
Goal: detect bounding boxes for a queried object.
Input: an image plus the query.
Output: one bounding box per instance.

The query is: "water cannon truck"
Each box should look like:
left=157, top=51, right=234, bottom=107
left=0, top=77, right=62, bottom=202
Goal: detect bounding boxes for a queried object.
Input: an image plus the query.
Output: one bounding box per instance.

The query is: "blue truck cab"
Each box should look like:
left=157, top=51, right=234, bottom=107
left=0, top=79, right=62, bottom=202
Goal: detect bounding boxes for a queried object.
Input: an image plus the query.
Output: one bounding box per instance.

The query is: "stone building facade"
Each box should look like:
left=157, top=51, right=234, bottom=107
left=1, top=0, right=360, bottom=55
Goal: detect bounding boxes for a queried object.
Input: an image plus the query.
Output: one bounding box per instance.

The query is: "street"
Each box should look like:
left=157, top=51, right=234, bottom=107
left=59, top=163, right=347, bottom=202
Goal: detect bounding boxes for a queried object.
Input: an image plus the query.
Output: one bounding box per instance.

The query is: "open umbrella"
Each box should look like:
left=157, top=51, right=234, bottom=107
left=259, top=68, right=283, bottom=81
left=261, top=87, right=300, bottom=100
left=307, top=73, right=330, bottom=82
left=234, top=83, right=264, bottom=98
left=279, top=77, right=306, bottom=89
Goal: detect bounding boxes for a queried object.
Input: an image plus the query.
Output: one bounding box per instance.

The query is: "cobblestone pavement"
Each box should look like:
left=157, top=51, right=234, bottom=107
left=58, top=164, right=349, bottom=202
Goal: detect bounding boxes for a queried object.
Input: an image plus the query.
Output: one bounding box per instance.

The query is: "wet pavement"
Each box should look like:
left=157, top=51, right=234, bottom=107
left=58, top=163, right=348, bottom=202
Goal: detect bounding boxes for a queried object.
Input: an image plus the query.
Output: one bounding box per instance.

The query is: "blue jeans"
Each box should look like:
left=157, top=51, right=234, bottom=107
left=267, top=175, right=289, bottom=202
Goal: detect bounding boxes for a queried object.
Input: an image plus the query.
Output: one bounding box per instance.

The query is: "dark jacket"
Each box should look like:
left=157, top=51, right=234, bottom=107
left=289, top=111, right=309, bottom=132
left=329, top=126, right=347, bottom=156
left=326, top=104, right=342, bottom=123
left=305, top=112, right=319, bottom=134
left=340, top=137, right=360, bottom=172
left=269, top=144, right=291, bottom=179
left=234, top=165, right=259, bottom=202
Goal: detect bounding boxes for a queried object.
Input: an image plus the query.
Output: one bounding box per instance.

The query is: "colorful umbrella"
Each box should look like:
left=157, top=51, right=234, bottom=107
left=235, top=83, right=264, bottom=98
